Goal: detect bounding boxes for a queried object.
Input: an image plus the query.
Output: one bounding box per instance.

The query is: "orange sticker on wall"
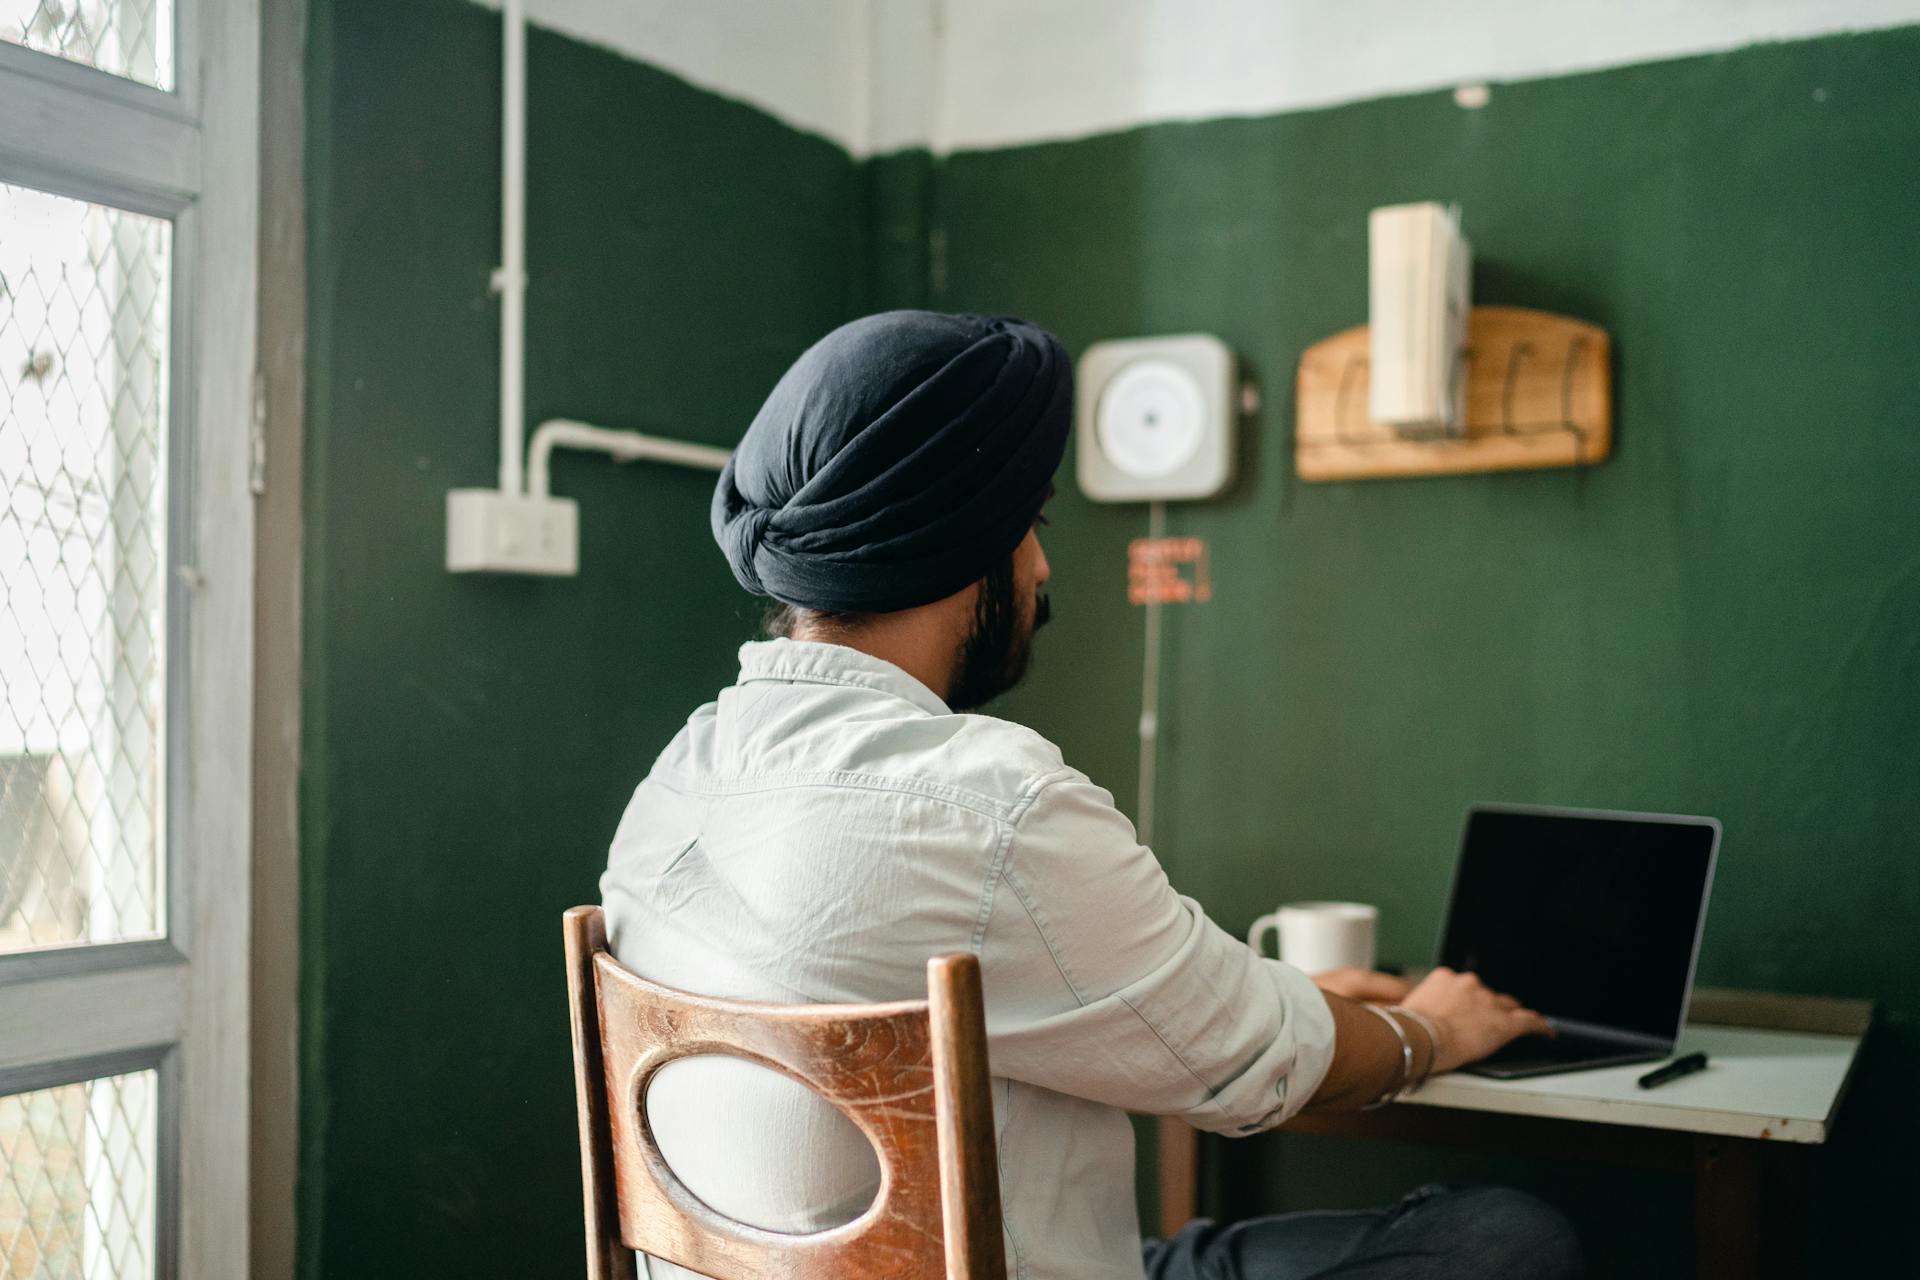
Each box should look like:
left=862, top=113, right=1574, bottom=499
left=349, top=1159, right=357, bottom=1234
left=1128, top=537, right=1212, bottom=605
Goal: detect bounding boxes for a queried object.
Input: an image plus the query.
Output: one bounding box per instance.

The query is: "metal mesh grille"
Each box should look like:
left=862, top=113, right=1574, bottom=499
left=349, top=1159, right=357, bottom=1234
left=0, top=1069, right=157, bottom=1279
left=0, top=1, right=173, bottom=91
left=0, top=182, right=169, bottom=956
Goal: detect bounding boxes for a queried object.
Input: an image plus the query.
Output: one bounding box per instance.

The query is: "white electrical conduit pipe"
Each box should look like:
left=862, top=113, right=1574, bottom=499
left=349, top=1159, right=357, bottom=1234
left=529, top=420, right=732, bottom=497
left=493, top=0, right=732, bottom=499
left=495, top=0, right=527, bottom=495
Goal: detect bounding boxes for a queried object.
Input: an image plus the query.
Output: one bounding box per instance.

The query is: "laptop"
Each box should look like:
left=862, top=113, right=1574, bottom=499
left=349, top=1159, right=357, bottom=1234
left=1434, top=804, right=1720, bottom=1079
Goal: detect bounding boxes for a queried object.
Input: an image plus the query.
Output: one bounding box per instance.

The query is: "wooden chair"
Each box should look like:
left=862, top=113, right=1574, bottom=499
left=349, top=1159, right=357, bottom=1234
left=563, top=906, right=1007, bottom=1280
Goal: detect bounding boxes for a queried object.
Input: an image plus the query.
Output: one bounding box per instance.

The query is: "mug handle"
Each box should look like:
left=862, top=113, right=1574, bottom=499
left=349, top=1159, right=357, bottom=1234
left=1247, top=912, right=1280, bottom=957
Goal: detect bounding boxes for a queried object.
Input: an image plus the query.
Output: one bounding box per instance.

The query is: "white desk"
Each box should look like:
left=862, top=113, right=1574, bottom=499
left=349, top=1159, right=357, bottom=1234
left=1405, top=1022, right=1861, bottom=1144
left=1159, top=990, right=1874, bottom=1280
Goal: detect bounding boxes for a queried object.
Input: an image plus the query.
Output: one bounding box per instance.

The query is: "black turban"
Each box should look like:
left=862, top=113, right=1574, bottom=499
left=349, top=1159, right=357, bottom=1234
left=712, top=310, right=1071, bottom=613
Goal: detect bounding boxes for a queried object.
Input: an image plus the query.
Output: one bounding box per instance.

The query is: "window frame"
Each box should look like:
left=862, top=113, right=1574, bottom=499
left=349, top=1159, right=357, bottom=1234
left=0, top=1, right=259, bottom=1276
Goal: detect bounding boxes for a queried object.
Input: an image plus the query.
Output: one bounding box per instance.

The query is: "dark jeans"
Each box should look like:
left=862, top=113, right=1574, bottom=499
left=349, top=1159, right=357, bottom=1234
left=1142, top=1184, right=1583, bottom=1279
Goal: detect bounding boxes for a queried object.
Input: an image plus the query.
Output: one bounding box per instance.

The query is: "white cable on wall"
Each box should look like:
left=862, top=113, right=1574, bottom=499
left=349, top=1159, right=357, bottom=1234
left=1137, top=499, right=1166, bottom=848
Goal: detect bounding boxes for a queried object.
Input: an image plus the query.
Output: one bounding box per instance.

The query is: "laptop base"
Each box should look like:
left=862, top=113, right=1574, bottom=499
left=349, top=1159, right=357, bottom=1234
left=1464, top=1032, right=1668, bottom=1080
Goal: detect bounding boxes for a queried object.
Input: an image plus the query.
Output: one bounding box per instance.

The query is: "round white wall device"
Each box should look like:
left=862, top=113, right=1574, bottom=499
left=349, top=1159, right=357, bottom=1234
left=1097, top=358, right=1208, bottom=479
left=1076, top=334, right=1238, bottom=502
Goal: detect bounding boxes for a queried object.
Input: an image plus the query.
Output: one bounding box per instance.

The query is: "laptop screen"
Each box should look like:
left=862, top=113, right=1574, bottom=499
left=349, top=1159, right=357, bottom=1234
left=1436, top=807, right=1719, bottom=1041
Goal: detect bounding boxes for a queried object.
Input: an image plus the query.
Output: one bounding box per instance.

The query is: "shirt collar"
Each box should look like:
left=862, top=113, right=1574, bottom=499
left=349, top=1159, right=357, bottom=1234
left=736, top=638, right=952, bottom=717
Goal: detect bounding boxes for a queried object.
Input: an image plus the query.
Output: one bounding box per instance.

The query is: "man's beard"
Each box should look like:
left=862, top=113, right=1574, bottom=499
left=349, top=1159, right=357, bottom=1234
left=947, top=553, right=1051, bottom=712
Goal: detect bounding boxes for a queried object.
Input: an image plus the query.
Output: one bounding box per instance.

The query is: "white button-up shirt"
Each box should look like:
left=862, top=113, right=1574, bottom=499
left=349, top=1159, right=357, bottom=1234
left=601, top=639, right=1335, bottom=1280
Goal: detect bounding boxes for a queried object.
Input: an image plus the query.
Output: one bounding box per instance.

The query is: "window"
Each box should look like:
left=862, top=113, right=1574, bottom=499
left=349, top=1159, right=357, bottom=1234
left=0, top=2, right=257, bottom=1277
left=0, top=1060, right=162, bottom=1278
left=0, top=0, right=176, bottom=90
left=2, top=184, right=170, bottom=956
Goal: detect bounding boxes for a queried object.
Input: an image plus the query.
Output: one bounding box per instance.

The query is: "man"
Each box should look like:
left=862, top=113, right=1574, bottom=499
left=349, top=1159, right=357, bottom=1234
left=602, top=311, right=1582, bottom=1279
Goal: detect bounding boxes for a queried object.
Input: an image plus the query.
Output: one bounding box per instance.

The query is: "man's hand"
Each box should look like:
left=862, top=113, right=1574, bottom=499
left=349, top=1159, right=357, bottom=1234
left=1400, top=966, right=1553, bottom=1074
left=1311, top=967, right=1414, bottom=1003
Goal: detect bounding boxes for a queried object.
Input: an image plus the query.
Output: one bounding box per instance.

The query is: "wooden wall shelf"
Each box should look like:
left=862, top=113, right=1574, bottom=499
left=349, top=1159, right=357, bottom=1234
left=1294, top=306, right=1612, bottom=482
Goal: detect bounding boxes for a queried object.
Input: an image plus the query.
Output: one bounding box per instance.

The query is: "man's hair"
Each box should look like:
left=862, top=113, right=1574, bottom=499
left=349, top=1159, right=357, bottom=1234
left=761, top=600, right=867, bottom=640
left=759, top=550, right=1016, bottom=643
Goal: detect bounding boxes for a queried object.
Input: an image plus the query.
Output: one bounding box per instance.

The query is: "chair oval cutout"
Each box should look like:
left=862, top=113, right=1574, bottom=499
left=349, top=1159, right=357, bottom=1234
left=643, top=1053, right=882, bottom=1234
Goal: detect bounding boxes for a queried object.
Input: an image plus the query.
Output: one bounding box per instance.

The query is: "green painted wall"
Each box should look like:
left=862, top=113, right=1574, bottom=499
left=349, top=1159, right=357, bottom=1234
left=913, top=28, right=1920, bottom=1277
left=299, top=0, right=857, bottom=1274
left=303, top=7, right=1918, bottom=1275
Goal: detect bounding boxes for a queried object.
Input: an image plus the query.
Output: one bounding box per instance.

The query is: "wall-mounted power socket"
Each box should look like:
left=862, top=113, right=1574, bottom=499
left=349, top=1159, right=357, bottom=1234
left=446, top=489, right=579, bottom=576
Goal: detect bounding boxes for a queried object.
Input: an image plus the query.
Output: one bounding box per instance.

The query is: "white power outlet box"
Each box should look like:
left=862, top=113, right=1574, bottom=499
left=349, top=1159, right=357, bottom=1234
left=446, top=489, right=579, bottom=576
left=1369, top=201, right=1470, bottom=436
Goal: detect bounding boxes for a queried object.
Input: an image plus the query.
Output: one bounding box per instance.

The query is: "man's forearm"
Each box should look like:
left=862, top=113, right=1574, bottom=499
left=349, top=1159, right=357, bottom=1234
left=1299, top=992, right=1437, bottom=1113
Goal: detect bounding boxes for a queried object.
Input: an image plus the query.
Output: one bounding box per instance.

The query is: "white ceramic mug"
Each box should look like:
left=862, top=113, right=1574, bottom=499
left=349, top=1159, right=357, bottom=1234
left=1247, top=901, right=1378, bottom=974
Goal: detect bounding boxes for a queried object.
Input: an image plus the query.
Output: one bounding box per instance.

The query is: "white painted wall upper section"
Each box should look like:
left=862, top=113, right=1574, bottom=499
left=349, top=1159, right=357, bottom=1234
left=467, top=0, right=1920, bottom=156
left=466, top=0, right=870, bottom=150
left=924, top=0, right=1920, bottom=153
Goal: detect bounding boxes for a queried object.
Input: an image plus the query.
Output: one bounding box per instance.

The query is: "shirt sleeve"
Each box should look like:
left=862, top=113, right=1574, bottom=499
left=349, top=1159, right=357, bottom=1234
left=978, top=769, right=1337, bottom=1135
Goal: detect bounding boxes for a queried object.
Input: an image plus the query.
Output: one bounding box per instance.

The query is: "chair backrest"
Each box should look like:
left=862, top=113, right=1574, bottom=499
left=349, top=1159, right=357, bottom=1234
left=563, top=906, right=1006, bottom=1280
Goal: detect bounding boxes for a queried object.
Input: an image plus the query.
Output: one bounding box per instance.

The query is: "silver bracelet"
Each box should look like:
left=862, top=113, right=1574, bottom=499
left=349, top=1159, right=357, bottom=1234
left=1388, top=1005, right=1442, bottom=1086
left=1357, top=1003, right=1413, bottom=1110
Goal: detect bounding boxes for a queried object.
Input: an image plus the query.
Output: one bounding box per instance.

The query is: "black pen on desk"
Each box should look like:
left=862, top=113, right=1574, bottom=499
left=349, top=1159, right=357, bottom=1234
left=1638, top=1052, right=1709, bottom=1089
